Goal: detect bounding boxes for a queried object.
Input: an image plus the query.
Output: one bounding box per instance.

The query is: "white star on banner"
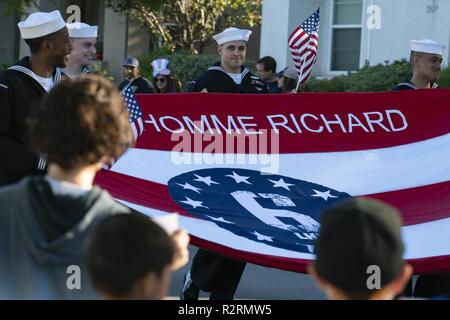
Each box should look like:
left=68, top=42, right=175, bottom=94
left=226, top=171, right=252, bottom=184
left=252, top=231, right=274, bottom=242
left=206, top=216, right=235, bottom=224
left=193, top=174, right=219, bottom=186
left=180, top=197, right=209, bottom=209
left=268, top=178, right=295, bottom=191
left=176, top=182, right=202, bottom=194
left=311, top=189, right=338, bottom=201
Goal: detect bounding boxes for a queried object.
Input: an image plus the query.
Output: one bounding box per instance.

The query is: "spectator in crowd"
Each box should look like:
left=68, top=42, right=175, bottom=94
left=277, top=66, right=298, bottom=93
left=181, top=27, right=268, bottom=301
left=62, top=22, right=98, bottom=78
left=307, top=197, right=413, bottom=300
left=119, top=56, right=154, bottom=93
left=394, top=39, right=444, bottom=90
left=0, top=75, right=134, bottom=299
left=151, top=58, right=181, bottom=93
left=0, top=10, right=72, bottom=186
left=85, top=212, right=189, bottom=300
left=256, top=56, right=281, bottom=93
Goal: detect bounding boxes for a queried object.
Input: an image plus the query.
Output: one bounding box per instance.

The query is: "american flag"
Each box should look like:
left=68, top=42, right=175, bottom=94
left=95, top=90, right=450, bottom=274
left=288, top=8, right=320, bottom=85
left=122, top=85, right=144, bottom=139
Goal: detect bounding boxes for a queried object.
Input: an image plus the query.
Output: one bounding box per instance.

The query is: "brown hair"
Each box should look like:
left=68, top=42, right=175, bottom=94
left=28, top=75, right=134, bottom=169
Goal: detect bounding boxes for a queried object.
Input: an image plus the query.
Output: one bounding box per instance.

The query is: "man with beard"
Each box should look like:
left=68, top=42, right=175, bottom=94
left=119, top=56, right=154, bottom=93
left=0, top=10, right=72, bottom=186
left=62, top=22, right=98, bottom=78
left=181, top=27, right=267, bottom=300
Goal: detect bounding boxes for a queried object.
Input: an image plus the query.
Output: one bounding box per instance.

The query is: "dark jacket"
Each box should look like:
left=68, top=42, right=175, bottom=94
left=393, top=80, right=439, bottom=90
left=119, top=77, right=154, bottom=94
left=0, top=57, right=63, bottom=186
left=187, top=63, right=268, bottom=93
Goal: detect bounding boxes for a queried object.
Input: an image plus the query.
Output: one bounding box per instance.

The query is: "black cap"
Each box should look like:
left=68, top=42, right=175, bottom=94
left=314, top=197, right=404, bottom=293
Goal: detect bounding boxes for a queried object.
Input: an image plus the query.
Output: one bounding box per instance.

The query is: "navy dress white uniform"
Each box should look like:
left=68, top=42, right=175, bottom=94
left=0, top=11, right=67, bottom=186
left=64, top=22, right=98, bottom=78
left=182, top=28, right=268, bottom=300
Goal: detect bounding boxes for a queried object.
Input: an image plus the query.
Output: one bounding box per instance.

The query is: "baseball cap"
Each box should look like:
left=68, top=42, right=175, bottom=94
left=123, top=56, right=139, bottom=68
left=314, top=197, right=405, bottom=294
left=275, top=66, right=298, bottom=80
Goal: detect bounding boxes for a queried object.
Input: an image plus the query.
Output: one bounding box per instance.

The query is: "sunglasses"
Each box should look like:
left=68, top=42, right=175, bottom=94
left=155, top=77, right=167, bottom=83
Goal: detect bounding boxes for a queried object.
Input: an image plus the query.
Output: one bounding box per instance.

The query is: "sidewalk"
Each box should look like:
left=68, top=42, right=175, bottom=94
left=168, top=245, right=326, bottom=300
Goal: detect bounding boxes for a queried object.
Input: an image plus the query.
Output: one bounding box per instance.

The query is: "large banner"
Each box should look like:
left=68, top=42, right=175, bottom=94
left=95, top=90, right=450, bottom=274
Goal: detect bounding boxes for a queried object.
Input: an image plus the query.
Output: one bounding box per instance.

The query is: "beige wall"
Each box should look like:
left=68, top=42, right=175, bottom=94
left=103, top=8, right=127, bottom=84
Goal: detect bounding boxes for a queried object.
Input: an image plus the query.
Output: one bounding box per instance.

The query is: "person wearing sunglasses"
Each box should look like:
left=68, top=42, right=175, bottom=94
left=151, top=59, right=180, bottom=93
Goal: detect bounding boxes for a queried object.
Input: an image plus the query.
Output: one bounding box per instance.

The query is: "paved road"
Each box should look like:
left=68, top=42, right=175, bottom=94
left=168, top=245, right=327, bottom=300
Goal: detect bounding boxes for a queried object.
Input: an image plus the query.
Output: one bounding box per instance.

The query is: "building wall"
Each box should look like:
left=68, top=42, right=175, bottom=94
left=360, top=0, right=449, bottom=69
left=260, top=0, right=450, bottom=78
left=103, top=8, right=127, bottom=83
left=0, top=3, right=19, bottom=67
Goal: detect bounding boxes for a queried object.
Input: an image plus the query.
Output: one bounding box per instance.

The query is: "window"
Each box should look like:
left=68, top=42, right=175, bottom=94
left=331, top=0, right=363, bottom=71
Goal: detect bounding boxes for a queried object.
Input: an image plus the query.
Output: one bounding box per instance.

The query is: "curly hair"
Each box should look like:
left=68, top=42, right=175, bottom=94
left=28, top=75, right=134, bottom=170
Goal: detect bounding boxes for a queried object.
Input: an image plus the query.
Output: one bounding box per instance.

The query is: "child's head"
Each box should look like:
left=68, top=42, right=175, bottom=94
left=85, top=213, right=175, bottom=299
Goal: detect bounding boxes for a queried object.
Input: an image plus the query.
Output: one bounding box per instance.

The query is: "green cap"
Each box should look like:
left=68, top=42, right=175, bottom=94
left=314, top=197, right=404, bottom=294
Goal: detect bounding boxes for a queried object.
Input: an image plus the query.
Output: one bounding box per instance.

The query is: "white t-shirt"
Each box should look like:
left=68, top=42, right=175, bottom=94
left=35, top=74, right=54, bottom=92
left=227, top=73, right=242, bottom=85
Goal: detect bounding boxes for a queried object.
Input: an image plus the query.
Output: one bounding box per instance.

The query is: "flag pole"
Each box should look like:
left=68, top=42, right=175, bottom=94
left=295, top=57, right=306, bottom=92
left=295, top=36, right=310, bottom=93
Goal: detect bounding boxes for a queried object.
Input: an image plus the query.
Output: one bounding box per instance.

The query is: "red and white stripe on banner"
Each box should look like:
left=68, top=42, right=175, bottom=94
left=95, top=90, right=450, bottom=274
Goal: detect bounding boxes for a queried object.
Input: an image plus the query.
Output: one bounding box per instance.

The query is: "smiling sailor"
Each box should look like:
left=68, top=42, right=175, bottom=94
left=63, top=22, right=98, bottom=78
left=0, top=10, right=72, bottom=186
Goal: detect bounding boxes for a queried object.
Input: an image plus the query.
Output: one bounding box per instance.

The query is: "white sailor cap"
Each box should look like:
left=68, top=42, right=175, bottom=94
left=212, top=27, right=252, bottom=46
left=67, top=22, right=98, bottom=38
left=18, top=10, right=65, bottom=39
left=411, top=39, right=445, bottom=55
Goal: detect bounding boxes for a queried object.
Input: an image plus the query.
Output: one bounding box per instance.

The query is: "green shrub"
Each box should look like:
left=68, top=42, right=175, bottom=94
left=303, top=59, right=412, bottom=92
left=438, top=66, right=450, bottom=88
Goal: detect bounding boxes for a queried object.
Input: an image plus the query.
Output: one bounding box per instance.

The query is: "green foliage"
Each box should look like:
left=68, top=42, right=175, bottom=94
left=106, top=0, right=262, bottom=53
left=438, top=66, right=450, bottom=88
left=303, top=60, right=412, bottom=92
left=0, top=0, right=46, bottom=16
left=1, top=63, right=12, bottom=70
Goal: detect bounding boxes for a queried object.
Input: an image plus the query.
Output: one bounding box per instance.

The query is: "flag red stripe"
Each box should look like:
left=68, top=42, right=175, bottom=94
left=134, top=90, right=450, bottom=153
left=94, top=170, right=450, bottom=273
left=191, top=234, right=450, bottom=274
left=94, top=170, right=450, bottom=227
